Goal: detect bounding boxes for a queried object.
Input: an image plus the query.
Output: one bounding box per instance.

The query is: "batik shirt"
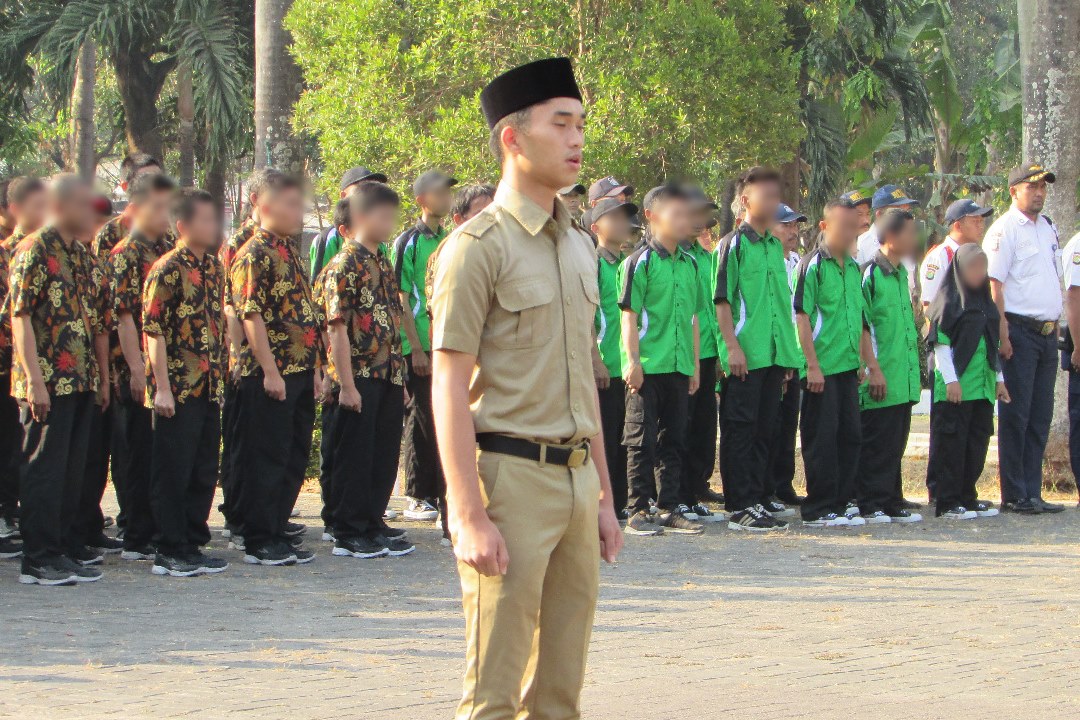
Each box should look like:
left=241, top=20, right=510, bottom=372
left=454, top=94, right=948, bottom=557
left=1, top=227, right=28, bottom=253
left=8, top=226, right=107, bottom=399
left=109, top=230, right=173, bottom=386
left=230, top=228, right=322, bottom=377
left=0, top=244, right=12, bottom=377
left=92, top=214, right=130, bottom=261
left=142, top=243, right=226, bottom=406
left=316, top=241, right=405, bottom=386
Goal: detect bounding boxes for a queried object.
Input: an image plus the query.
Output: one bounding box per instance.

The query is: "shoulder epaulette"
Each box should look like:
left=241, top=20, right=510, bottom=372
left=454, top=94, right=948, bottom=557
left=457, top=208, right=498, bottom=239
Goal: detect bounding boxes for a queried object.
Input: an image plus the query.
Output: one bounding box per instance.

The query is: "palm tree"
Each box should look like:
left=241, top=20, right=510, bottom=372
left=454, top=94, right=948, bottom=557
left=71, top=39, right=96, bottom=180
left=254, top=0, right=303, bottom=174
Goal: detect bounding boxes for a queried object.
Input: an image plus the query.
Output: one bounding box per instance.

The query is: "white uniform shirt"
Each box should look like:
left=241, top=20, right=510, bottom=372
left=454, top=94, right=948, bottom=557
left=856, top=224, right=917, bottom=293
left=785, top=250, right=801, bottom=278
left=983, top=205, right=1063, bottom=321
left=919, top=236, right=960, bottom=306
left=1060, top=232, right=1080, bottom=289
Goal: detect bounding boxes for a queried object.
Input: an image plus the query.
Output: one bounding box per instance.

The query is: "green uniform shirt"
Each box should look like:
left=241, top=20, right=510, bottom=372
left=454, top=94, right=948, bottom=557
left=792, top=243, right=865, bottom=376
left=309, top=227, right=343, bottom=280
left=713, top=224, right=801, bottom=372
left=595, top=246, right=625, bottom=377
left=860, top=251, right=921, bottom=409
left=618, top=238, right=700, bottom=377
left=392, top=221, right=447, bottom=355
left=933, top=333, right=1000, bottom=403
left=682, top=239, right=719, bottom=361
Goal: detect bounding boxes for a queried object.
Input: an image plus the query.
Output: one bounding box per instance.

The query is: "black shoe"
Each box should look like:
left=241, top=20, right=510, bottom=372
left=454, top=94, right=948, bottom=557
left=377, top=522, right=408, bottom=539
left=700, top=488, right=725, bottom=505
left=762, top=499, right=797, bottom=519
left=774, top=491, right=804, bottom=506
left=1033, top=498, right=1065, bottom=513
left=658, top=511, right=705, bottom=535
left=728, top=506, right=785, bottom=532
left=0, top=537, right=22, bottom=559
left=0, top=516, right=20, bottom=539
left=332, top=536, right=390, bottom=559
left=900, top=498, right=923, bottom=510
left=120, top=544, right=156, bottom=561
left=289, top=544, right=316, bottom=564
left=86, top=534, right=123, bottom=554
left=18, top=558, right=77, bottom=586
left=1003, top=499, right=1041, bottom=514
left=58, top=555, right=103, bottom=583
left=151, top=553, right=203, bottom=577
left=283, top=522, right=307, bottom=537
left=243, top=544, right=297, bottom=566
left=103, top=515, right=115, bottom=529
left=371, top=533, right=415, bottom=556
left=69, top=546, right=104, bottom=566
left=186, top=550, right=229, bottom=574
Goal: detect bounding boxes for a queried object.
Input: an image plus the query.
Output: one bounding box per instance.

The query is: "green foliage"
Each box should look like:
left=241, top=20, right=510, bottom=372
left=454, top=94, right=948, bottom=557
left=286, top=0, right=803, bottom=200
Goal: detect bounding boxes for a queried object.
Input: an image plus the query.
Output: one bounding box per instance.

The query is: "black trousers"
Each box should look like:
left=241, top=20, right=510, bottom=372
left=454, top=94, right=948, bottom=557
left=151, top=395, right=221, bottom=555
left=624, top=372, right=689, bottom=513
left=73, top=403, right=109, bottom=545
left=108, top=391, right=130, bottom=530
left=217, top=378, right=242, bottom=526
left=800, top=370, right=861, bottom=520
left=720, top=365, right=786, bottom=512
left=329, top=377, right=404, bottom=540
left=1068, top=369, right=1080, bottom=499
left=20, top=392, right=94, bottom=562
left=856, top=403, right=912, bottom=515
left=236, top=370, right=315, bottom=551
left=767, top=373, right=801, bottom=501
left=402, top=355, right=445, bottom=503
left=116, top=382, right=154, bottom=549
left=681, top=358, right=718, bottom=505
left=998, top=319, right=1056, bottom=503
left=318, top=401, right=337, bottom=529
left=598, top=377, right=628, bottom=512
left=928, top=399, right=993, bottom=514
left=0, top=373, right=21, bottom=522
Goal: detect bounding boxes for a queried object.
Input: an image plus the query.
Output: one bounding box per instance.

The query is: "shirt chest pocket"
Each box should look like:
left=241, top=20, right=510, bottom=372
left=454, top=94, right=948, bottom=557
left=492, top=277, right=555, bottom=349
left=1014, top=240, right=1042, bottom=277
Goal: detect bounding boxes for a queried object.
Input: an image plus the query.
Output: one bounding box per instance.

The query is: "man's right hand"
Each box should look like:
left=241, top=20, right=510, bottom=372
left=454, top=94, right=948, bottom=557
left=263, top=371, right=286, bottom=401
left=999, top=332, right=1013, bottom=360
left=129, top=371, right=147, bottom=402
left=806, top=365, right=825, bottom=394
left=411, top=349, right=431, bottom=376
left=451, top=513, right=509, bottom=577
left=727, top=343, right=748, bottom=379
left=153, top=389, right=176, bottom=418
left=28, top=378, right=50, bottom=421
left=625, top=362, right=644, bottom=394
left=339, top=385, right=361, bottom=412
left=946, top=381, right=962, bottom=404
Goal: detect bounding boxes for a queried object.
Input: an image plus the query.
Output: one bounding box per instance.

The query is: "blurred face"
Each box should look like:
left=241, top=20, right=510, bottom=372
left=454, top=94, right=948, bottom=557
left=855, top=203, right=872, bottom=232
left=741, top=181, right=781, bottom=227
left=885, top=218, right=918, bottom=259
left=259, top=186, right=305, bottom=237
left=420, top=185, right=454, bottom=218
left=592, top=210, right=631, bottom=246
left=953, top=214, right=987, bottom=244
left=1012, top=180, right=1047, bottom=216
left=12, top=189, right=48, bottom=232
left=772, top=220, right=799, bottom=251
left=819, top=205, right=859, bottom=255
left=179, top=201, right=221, bottom=251
left=503, top=97, right=585, bottom=191
left=561, top=193, right=583, bottom=215
left=454, top=194, right=494, bottom=225
left=131, top=189, right=174, bottom=237
left=53, top=183, right=96, bottom=238
left=645, top=198, right=693, bottom=243
left=959, top=253, right=988, bottom=289
left=354, top=203, right=400, bottom=244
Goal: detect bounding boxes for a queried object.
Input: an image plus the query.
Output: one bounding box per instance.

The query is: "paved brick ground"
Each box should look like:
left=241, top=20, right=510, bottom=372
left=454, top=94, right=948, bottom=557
left=1, top=489, right=1078, bottom=719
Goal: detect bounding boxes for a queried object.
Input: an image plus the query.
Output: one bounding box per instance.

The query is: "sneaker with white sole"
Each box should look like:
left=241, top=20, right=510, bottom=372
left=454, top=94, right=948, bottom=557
left=404, top=499, right=439, bottom=521
left=120, top=545, right=156, bottom=561
left=228, top=536, right=246, bottom=551
left=803, top=513, right=850, bottom=528
left=862, top=510, right=892, bottom=524
left=970, top=501, right=999, bottom=518
left=383, top=508, right=399, bottom=521
left=846, top=514, right=867, bottom=526
left=675, top=504, right=699, bottom=521
left=940, top=506, right=977, bottom=520
left=624, top=511, right=663, bottom=536
left=18, top=558, right=77, bottom=586
left=844, top=502, right=860, bottom=519
left=321, top=529, right=336, bottom=542
left=332, top=537, right=390, bottom=559
left=889, top=509, right=923, bottom=523
left=690, top=503, right=724, bottom=522
left=659, top=511, right=705, bottom=535
left=728, top=506, right=785, bottom=532
left=243, top=544, right=297, bottom=565
left=762, top=499, right=797, bottom=519
left=151, top=553, right=203, bottom=577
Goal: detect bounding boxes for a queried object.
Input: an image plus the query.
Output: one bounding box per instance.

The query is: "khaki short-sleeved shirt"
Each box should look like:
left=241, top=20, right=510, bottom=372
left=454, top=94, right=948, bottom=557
left=430, top=184, right=601, bottom=444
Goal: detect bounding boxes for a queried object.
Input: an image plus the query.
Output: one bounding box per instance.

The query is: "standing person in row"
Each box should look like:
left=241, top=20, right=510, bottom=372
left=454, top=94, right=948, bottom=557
left=1059, top=228, right=1080, bottom=508
left=714, top=167, right=802, bottom=531
left=430, top=57, right=622, bottom=720
left=841, top=190, right=873, bottom=235
left=321, top=183, right=413, bottom=559
left=2, top=176, right=48, bottom=250
left=0, top=178, right=14, bottom=241
left=92, top=154, right=166, bottom=259
left=855, top=185, right=919, bottom=266
left=109, top=173, right=178, bottom=560
left=309, top=166, right=388, bottom=282
left=451, top=184, right=496, bottom=227
left=11, top=175, right=109, bottom=585
left=984, top=164, right=1065, bottom=514
left=857, top=209, right=923, bottom=523
left=558, top=183, right=586, bottom=223
left=0, top=220, right=20, bottom=552
left=927, top=244, right=1009, bottom=519
left=768, top=203, right=807, bottom=507
left=231, top=171, right=319, bottom=566
left=143, top=189, right=230, bottom=577
left=589, top=176, right=633, bottom=207
left=921, top=199, right=992, bottom=308
left=395, top=169, right=456, bottom=523
left=620, top=184, right=703, bottom=536
left=589, top=197, right=637, bottom=517
left=793, top=199, right=869, bottom=527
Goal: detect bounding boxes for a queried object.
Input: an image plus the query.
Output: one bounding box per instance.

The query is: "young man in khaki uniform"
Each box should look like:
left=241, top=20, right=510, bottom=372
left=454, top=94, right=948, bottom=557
left=430, top=57, right=623, bottom=720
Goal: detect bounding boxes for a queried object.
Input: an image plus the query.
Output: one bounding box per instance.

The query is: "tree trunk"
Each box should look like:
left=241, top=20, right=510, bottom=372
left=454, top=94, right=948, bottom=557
left=178, top=62, right=196, bottom=187
left=111, top=47, right=173, bottom=160
left=71, top=40, right=97, bottom=180
left=254, top=0, right=304, bottom=174
left=779, top=159, right=801, bottom=210
left=204, top=152, right=228, bottom=216
left=1018, top=0, right=1080, bottom=487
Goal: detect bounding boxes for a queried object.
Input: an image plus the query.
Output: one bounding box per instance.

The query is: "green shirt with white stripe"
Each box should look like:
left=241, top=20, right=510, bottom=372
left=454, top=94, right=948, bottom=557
left=595, top=246, right=625, bottom=378
left=860, top=251, right=921, bottom=409
left=792, top=243, right=865, bottom=376
left=392, top=221, right=447, bottom=355
left=682, top=239, right=719, bottom=361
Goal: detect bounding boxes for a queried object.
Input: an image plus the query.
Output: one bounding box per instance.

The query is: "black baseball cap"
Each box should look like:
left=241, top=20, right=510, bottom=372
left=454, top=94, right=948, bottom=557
left=589, top=176, right=633, bottom=204
left=558, top=184, right=586, bottom=196
left=340, top=166, right=388, bottom=191
left=943, top=198, right=993, bottom=225
left=1008, top=163, right=1056, bottom=187
left=840, top=190, right=872, bottom=208
left=585, top=198, right=638, bottom=227
left=413, top=170, right=458, bottom=196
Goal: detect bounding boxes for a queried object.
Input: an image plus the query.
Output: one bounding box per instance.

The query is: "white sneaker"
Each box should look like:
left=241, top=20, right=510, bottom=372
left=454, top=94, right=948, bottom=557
left=844, top=502, right=860, bottom=519
left=676, top=504, right=699, bottom=521
left=846, top=515, right=866, bottom=526
left=863, top=510, right=892, bottom=524
left=404, top=499, right=438, bottom=521
left=804, top=513, right=849, bottom=528
left=890, top=509, right=923, bottom=523
left=975, top=507, right=999, bottom=518
left=383, top=508, right=399, bottom=521
left=941, top=506, right=977, bottom=520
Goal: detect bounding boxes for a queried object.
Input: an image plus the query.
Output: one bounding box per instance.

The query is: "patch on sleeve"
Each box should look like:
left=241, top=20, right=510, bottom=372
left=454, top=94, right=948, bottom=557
left=924, top=264, right=938, bottom=280
left=1071, top=252, right=1080, bottom=265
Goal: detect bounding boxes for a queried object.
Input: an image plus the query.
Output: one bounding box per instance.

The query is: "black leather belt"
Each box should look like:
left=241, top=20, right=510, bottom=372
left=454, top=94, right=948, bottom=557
left=477, top=433, right=590, bottom=468
left=1005, top=312, right=1057, bottom=336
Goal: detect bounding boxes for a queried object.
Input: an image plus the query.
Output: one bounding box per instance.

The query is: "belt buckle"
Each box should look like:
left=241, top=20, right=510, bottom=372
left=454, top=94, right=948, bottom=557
left=567, top=446, right=588, bottom=469
left=1042, top=321, right=1056, bottom=336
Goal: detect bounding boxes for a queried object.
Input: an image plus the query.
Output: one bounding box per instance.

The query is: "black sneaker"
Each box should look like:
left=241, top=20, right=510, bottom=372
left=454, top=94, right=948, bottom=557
left=70, top=546, right=104, bottom=566
left=283, top=522, right=307, bottom=537
left=58, top=555, right=103, bottom=583
left=658, top=511, right=704, bottom=535
left=728, top=506, right=785, bottom=532
left=371, top=533, right=415, bottom=557
left=243, top=544, right=297, bottom=566
left=18, top=558, right=78, bottom=586
left=332, top=537, right=390, bottom=559
left=0, top=516, right=20, bottom=539
left=1003, top=499, right=1041, bottom=514
left=377, top=522, right=408, bottom=539
left=900, top=498, right=923, bottom=510
left=321, top=527, right=336, bottom=542
left=0, top=537, right=22, bottom=559
left=86, top=533, right=123, bottom=554
left=288, top=543, right=316, bottom=564
left=120, top=544, right=156, bottom=561
left=624, top=510, right=663, bottom=536
left=151, top=553, right=203, bottom=577
left=187, top=550, right=229, bottom=574
left=774, top=491, right=804, bottom=506
left=969, top=501, right=999, bottom=518
left=762, top=499, right=797, bottom=519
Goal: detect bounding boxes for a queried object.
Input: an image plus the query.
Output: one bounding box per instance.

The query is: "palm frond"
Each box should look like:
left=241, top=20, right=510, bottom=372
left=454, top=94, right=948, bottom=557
left=803, top=98, right=848, bottom=212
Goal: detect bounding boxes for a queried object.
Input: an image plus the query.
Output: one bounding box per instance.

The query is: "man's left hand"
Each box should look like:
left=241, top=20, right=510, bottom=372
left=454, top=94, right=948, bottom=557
left=598, top=506, right=623, bottom=563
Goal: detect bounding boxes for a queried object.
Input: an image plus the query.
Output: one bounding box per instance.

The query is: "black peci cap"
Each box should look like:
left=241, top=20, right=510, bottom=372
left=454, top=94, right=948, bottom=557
left=1008, top=163, right=1056, bottom=187
left=480, top=57, right=583, bottom=129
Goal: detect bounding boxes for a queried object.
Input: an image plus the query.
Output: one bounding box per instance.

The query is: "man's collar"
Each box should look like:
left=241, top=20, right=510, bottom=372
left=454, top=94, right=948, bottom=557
left=738, top=222, right=774, bottom=244
left=416, top=219, right=445, bottom=238
left=1008, top=204, right=1046, bottom=226
left=645, top=234, right=685, bottom=260
left=817, top=240, right=853, bottom=264
left=176, top=240, right=209, bottom=265
left=597, top=246, right=622, bottom=264
left=494, top=183, right=571, bottom=238
left=944, top=234, right=961, bottom=249
left=873, top=250, right=897, bottom=275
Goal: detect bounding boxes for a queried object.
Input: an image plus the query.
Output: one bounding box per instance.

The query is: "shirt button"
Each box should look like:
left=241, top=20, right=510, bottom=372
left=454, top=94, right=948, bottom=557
left=565, top=296, right=571, bottom=305
left=571, top=351, right=577, bottom=359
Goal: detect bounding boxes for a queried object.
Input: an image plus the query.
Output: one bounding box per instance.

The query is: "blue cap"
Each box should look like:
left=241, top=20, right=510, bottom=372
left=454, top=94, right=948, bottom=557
left=776, top=204, right=807, bottom=223
left=871, top=185, right=918, bottom=210
left=943, top=198, right=992, bottom=225
left=840, top=190, right=872, bottom=207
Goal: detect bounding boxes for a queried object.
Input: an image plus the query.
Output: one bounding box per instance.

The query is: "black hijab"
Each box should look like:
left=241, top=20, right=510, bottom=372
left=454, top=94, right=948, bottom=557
left=928, top=243, right=1000, bottom=376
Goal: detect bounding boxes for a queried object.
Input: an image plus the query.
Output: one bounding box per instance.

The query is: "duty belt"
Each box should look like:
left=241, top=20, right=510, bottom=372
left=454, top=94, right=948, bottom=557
left=477, top=433, right=590, bottom=469
left=1005, top=312, right=1056, bottom=336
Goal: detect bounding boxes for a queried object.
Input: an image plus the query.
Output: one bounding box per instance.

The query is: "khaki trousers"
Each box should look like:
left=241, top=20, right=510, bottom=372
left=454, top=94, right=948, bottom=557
left=456, top=450, right=601, bottom=720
